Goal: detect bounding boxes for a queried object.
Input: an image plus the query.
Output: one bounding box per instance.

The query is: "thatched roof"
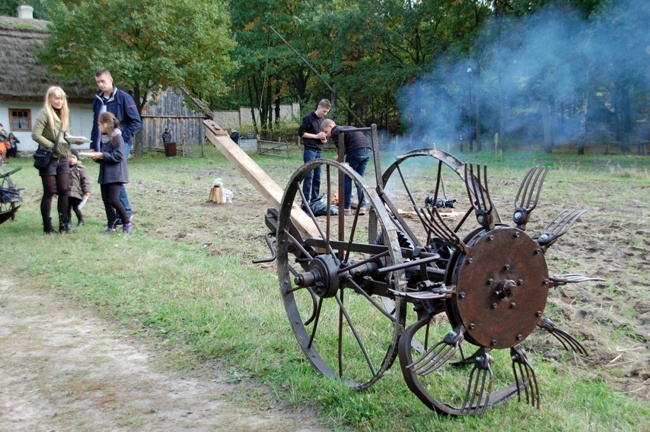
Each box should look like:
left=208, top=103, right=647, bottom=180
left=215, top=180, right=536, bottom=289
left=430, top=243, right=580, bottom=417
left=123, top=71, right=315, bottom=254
left=0, top=16, right=93, bottom=103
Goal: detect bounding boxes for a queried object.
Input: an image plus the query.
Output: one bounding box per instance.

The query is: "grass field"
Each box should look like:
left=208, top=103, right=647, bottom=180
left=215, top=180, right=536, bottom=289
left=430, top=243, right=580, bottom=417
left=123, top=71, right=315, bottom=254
left=2, top=144, right=648, bottom=431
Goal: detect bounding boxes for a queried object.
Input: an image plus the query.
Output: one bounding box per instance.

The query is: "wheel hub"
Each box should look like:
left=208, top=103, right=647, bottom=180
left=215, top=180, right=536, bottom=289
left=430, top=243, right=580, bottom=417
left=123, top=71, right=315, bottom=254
left=450, top=227, right=549, bottom=349
left=294, top=255, right=340, bottom=298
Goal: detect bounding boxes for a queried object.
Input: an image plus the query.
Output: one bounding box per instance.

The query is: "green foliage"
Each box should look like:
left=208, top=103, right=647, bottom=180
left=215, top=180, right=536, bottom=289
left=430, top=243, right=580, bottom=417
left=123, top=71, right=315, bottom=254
left=37, top=0, right=236, bottom=112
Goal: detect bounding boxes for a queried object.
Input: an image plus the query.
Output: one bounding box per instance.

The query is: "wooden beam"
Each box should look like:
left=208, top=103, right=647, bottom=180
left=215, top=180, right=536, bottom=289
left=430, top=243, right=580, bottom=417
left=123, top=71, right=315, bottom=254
left=204, top=120, right=319, bottom=239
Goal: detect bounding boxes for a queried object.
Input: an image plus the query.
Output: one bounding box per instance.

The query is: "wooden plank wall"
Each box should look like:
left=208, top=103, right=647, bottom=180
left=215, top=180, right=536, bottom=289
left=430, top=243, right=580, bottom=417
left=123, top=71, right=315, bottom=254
left=141, top=88, right=208, bottom=154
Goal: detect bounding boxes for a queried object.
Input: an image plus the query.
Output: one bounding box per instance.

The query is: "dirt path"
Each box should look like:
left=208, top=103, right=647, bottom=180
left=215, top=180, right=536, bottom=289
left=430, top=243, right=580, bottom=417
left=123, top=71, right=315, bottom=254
left=0, top=279, right=329, bottom=432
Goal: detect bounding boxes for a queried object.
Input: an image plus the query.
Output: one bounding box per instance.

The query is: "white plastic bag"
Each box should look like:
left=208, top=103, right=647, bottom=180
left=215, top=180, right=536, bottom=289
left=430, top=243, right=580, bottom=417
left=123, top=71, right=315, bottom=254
left=223, top=188, right=234, bottom=203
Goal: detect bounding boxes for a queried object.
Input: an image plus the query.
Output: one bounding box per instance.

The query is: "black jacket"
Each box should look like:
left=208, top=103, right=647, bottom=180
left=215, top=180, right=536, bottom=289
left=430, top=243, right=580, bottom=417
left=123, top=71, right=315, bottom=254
left=331, top=125, right=371, bottom=154
left=298, top=111, right=325, bottom=151
left=96, top=130, right=129, bottom=184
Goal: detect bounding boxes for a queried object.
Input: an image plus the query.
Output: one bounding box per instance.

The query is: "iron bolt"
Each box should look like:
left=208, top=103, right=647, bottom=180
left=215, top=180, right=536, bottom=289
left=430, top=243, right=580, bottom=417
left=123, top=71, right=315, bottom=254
left=517, top=334, right=523, bottom=341
left=467, top=258, right=473, bottom=264
left=487, top=278, right=494, bottom=285
left=488, top=235, right=494, bottom=241
left=518, top=279, right=524, bottom=285
left=469, top=323, right=475, bottom=330
left=491, top=339, right=497, bottom=346
left=536, top=311, right=542, bottom=317
left=514, top=231, right=520, bottom=238
left=459, top=291, right=466, bottom=299
left=510, top=302, right=516, bottom=309
left=504, top=264, right=510, bottom=271
left=491, top=302, right=498, bottom=309
left=478, top=215, right=485, bottom=223
left=534, top=249, right=542, bottom=255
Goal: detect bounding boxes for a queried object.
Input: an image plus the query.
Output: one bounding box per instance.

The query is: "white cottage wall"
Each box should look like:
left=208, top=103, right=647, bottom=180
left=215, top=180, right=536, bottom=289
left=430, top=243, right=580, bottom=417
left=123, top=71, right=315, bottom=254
left=0, top=102, right=93, bottom=152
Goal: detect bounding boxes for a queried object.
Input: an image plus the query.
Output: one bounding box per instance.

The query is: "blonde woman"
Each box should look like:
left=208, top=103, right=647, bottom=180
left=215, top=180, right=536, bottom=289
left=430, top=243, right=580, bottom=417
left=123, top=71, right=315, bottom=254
left=32, top=86, right=75, bottom=234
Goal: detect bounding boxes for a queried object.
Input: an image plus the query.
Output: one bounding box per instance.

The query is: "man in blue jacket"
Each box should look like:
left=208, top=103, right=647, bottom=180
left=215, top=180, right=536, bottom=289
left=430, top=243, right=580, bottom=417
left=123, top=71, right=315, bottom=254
left=91, top=69, right=141, bottom=224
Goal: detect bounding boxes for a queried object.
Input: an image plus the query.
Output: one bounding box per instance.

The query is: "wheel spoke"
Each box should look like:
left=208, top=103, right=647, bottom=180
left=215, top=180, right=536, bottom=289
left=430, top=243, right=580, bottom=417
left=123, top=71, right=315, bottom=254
left=335, top=292, right=377, bottom=377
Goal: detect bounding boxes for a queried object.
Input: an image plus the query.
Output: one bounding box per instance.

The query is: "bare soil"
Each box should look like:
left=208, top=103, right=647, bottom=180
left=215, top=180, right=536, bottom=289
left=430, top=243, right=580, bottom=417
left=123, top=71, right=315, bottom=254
left=0, top=278, right=328, bottom=431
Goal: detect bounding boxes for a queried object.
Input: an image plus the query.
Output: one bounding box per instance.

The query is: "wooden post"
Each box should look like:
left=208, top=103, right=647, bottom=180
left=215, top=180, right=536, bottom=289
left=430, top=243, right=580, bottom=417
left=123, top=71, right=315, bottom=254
left=203, top=120, right=319, bottom=239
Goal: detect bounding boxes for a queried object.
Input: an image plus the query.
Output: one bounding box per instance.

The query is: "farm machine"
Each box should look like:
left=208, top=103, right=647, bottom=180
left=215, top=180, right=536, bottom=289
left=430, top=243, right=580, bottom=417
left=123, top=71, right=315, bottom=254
left=205, top=121, right=599, bottom=416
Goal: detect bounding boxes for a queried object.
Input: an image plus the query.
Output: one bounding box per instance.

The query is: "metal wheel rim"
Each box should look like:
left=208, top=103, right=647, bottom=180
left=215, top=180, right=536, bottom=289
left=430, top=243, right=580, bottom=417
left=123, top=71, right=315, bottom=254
left=277, top=158, right=407, bottom=390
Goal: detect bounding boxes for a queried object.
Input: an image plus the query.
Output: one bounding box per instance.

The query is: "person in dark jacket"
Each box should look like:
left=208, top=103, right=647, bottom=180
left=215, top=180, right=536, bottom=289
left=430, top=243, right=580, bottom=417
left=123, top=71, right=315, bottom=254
left=297, top=99, right=330, bottom=202
left=88, top=112, right=132, bottom=234
left=162, top=128, right=172, bottom=144
left=90, top=68, right=141, bottom=224
left=321, top=119, right=371, bottom=215
left=229, top=129, right=240, bottom=144
left=7, top=133, right=19, bottom=158
left=67, top=149, right=91, bottom=227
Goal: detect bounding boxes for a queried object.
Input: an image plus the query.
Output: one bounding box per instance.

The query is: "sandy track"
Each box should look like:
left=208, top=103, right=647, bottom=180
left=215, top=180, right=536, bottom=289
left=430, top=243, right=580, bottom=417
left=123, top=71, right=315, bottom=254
left=0, top=279, right=328, bottom=432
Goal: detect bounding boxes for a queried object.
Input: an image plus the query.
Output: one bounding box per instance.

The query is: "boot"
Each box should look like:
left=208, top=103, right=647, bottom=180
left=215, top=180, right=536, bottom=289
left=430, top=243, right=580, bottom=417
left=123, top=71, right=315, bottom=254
left=43, top=217, right=56, bottom=234
left=59, top=214, right=71, bottom=234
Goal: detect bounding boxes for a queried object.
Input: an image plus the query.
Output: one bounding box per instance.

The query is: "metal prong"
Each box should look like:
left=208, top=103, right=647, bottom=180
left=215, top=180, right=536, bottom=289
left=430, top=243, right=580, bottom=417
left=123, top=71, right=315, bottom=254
left=513, top=166, right=550, bottom=230
left=460, top=349, right=493, bottom=416
left=511, top=344, right=540, bottom=408
left=407, top=325, right=464, bottom=376
left=464, top=164, right=494, bottom=230
left=536, top=209, right=587, bottom=250
left=538, top=317, right=588, bottom=356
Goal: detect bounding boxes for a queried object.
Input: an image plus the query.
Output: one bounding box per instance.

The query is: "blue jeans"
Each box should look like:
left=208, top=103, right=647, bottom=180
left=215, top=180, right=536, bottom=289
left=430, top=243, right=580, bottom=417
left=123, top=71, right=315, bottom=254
left=302, top=148, right=322, bottom=202
left=117, top=142, right=132, bottom=218
left=344, top=148, right=370, bottom=209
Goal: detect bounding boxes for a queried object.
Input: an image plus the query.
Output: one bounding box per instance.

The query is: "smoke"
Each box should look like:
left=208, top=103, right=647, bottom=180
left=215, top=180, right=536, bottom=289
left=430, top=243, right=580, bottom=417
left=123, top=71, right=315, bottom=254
left=396, top=0, right=650, bottom=152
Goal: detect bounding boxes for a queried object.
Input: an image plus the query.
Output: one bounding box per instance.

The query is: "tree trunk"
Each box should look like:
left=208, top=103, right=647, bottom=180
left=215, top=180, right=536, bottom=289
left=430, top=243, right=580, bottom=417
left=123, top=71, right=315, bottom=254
left=475, top=66, right=481, bottom=152
left=274, top=92, right=281, bottom=129
left=247, top=79, right=259, bottom=135
left=577, top=81, right=588, bottom=155
left=542, top=100, right=554, bottom=153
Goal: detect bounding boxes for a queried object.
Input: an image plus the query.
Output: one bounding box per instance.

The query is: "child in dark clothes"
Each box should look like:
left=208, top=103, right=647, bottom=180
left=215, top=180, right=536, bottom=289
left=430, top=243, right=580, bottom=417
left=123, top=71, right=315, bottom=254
left=68, top=149, right=91, bottom=226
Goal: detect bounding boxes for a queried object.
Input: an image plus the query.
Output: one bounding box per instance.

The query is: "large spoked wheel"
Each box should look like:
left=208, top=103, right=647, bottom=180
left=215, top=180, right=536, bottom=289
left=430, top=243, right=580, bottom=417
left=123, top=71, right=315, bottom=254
left=381, top=148, right=500, bottom=255
left=276, top=159, right=408, bottom=390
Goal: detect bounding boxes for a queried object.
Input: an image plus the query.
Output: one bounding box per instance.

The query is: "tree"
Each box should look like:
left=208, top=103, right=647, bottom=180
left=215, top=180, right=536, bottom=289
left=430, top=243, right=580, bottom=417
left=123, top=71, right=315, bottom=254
left=37, top=0, right=236, bottom=155
left=229, top=0, right=333, bottom=134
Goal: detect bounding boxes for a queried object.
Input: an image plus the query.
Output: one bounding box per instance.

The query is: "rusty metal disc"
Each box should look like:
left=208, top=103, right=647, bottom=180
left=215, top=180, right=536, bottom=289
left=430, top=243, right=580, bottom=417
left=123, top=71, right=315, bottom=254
left=450, top=227, right=549, bottom=349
